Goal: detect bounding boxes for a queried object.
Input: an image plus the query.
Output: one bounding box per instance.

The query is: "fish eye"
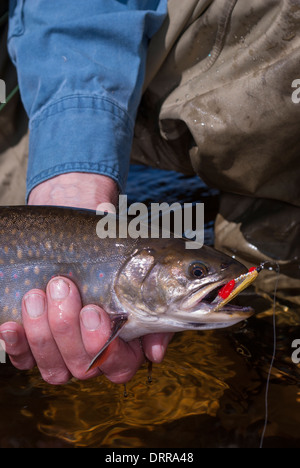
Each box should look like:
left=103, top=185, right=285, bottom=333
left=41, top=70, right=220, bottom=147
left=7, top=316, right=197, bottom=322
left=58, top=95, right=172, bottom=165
left=188, top=262, right=208, bottom=279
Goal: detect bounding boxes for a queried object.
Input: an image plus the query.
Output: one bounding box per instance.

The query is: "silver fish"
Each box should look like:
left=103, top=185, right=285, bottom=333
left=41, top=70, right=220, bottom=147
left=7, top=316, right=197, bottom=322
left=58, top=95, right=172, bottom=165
left=0, top=206, right=258, bottom=370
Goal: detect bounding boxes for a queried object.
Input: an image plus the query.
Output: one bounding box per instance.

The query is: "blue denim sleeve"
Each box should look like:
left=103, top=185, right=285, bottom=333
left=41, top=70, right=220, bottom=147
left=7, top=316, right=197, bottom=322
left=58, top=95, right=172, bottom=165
left=7, top=0, right=167, bottom=200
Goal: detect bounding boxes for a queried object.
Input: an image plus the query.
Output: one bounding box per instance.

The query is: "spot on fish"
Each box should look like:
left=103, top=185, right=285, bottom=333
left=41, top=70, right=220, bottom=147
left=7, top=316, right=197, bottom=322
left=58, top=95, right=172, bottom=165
left=82, top=284, right=89, bottom=294
left=3, top=305, right=8, bottom=313
left=4, top=246, right=9, bottom=254
left=34, top=266, right=40, bottom=275
left=17, top=249, right=23, bottom=260
left=5, top=287, right=9, bottom=294
left=45, top=241, right=51, bottom=250
left=0, top=271, right=3, bottom=278
left=12, top=308, right=18, bottom=317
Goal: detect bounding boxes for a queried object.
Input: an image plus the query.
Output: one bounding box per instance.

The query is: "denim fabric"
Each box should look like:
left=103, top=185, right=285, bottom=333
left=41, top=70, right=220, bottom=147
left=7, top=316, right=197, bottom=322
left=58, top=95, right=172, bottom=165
left=7, top=0, right=167, bottom=199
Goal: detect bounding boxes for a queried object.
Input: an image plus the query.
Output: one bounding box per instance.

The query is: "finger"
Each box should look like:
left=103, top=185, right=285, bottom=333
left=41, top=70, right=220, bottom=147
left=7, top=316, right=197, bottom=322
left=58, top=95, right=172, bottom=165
left=80, top=306, right=144, bottom=384
left=46, top=277, right=101, bottom=380
left=142, top=333, right=174, bottom=363
left=97, top=335, right=145, bottom=384
left=0, top=321, right=36, bottom=370
left=22, top=289, right=71, bottom=384
left=79, top=305, right=112, bottom=357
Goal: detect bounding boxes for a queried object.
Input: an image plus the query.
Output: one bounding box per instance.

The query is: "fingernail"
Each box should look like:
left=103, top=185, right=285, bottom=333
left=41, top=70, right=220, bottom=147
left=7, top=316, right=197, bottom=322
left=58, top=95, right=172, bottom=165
left=81, top=307, right=101, bottom=331
left=1, top=330, right=18, bottom=344
left=151, top=334, right=173, bottom=362
left=24, top=293, right=45, bottom=318
left=151, top=344, right=164, bottom=363
left=49, top=278, right=70, bottom=301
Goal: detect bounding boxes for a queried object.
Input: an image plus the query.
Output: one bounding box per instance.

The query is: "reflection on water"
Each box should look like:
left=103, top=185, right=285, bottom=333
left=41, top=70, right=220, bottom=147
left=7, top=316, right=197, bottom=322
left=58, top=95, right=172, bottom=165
left=0, top=165, right=299, bottom=448
left=31, top=331, right=234, bottom=447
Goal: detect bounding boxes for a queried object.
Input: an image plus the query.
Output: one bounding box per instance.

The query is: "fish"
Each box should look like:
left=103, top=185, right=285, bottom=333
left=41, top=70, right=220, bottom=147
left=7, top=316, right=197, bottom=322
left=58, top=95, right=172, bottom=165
left=0, top=205, right=259, bottom=370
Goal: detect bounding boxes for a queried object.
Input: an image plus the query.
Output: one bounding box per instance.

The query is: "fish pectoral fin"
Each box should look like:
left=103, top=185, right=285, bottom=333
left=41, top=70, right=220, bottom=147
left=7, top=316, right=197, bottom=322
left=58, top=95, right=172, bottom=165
left=86, top=314, right=128, bottom=372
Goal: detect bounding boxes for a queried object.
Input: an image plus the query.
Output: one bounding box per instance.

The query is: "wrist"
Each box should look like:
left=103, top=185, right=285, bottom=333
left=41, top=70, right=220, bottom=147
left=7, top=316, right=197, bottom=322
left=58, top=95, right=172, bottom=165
left=27, top=173, right=119, bottom=210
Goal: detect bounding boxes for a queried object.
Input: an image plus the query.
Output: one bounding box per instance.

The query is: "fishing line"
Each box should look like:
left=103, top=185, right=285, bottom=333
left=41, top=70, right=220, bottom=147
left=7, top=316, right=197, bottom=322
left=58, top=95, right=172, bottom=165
left=258, top=261, right=280, bottom=449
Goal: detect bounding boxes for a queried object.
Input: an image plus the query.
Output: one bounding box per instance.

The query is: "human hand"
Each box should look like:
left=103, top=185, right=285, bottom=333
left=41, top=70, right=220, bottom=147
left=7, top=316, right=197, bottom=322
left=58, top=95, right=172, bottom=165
left=0, top=276, right=172, bottom=384
left=0, top=173, right=173, bottom=384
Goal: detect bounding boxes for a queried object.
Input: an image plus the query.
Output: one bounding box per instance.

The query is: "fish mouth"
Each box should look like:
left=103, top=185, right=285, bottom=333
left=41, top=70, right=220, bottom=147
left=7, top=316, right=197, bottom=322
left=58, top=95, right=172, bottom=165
left=181, top=267, right=259, bottom=323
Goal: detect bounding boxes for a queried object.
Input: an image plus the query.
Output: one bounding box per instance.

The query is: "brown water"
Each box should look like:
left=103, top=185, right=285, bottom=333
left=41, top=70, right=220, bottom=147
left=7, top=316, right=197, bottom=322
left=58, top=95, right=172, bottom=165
left=0, top=165, right=299, bottom=448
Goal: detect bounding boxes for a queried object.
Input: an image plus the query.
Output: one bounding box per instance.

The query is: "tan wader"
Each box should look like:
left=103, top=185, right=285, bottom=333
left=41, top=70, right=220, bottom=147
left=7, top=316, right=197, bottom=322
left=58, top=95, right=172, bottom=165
left=1, top=0, right=300, bottom=302
left=132, top=0, right=300, bottom=304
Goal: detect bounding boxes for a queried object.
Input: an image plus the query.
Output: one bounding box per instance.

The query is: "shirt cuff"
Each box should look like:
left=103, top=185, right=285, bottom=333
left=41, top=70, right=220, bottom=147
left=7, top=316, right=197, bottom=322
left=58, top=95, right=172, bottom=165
left=26, top=95, right=134, bottom=201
